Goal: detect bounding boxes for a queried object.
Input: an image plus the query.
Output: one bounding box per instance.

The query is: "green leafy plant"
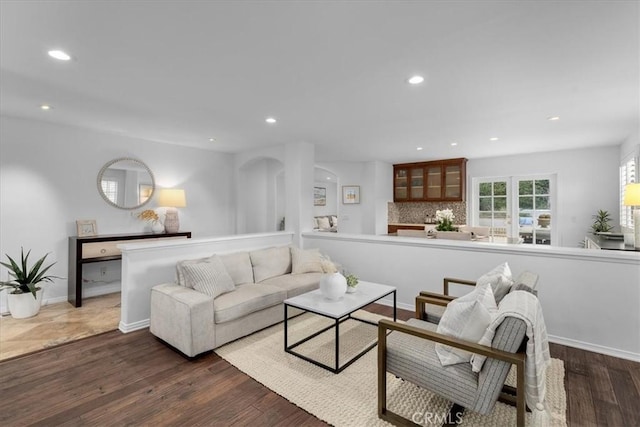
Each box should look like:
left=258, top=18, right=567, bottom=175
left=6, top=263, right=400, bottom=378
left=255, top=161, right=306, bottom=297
left=591, top=210, right=613, bottom=233
left=345, top=273, right=359, bottom=288
left=0, top=248, right=60, bottom=298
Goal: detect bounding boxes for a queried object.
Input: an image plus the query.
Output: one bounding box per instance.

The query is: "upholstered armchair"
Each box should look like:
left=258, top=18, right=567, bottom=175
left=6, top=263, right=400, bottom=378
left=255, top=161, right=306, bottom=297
left=378, top=272, right=539, bottom=427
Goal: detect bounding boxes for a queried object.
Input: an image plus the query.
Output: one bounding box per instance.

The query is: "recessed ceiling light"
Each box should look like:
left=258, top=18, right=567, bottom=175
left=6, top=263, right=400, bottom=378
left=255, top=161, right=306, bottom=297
left=40, top=104, right=52, bottom=110
left=407, top=75, right=425, bottom=85
left=489, top=137, right=499, bottom=141
left=416, top=147, right=423, bottom=151
left=547, top=116, right=560, bottom=121
left=326, top=177, right=331, bottom=180
left=265, top=117, right=277, bottom=124
left=451, top=142, right=458, bottom=146
left=209, top=138, right=215, bottom=142
left=48, top=50, right=71, bottom=61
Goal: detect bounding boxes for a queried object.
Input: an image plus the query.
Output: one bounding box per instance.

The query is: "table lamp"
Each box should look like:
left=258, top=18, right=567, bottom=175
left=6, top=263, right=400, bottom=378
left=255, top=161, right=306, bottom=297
left=623, top=183, right=640, bottom=249
left=157, top=188, right=187, bottom=233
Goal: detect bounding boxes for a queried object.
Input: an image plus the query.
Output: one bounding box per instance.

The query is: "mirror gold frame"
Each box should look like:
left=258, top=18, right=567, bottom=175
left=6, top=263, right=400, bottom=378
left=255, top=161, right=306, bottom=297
left=97, top=157, right=155, bottom=210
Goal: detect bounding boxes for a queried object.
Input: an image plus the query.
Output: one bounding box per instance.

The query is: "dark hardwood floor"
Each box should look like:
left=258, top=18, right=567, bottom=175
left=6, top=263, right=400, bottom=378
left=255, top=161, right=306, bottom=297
left=1, top=304, right=638, bottom=426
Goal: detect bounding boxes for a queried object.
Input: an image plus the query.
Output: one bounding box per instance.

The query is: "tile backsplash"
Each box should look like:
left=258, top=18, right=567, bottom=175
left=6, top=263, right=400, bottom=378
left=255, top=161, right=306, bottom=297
left=388, top=201, right=467, bottom=225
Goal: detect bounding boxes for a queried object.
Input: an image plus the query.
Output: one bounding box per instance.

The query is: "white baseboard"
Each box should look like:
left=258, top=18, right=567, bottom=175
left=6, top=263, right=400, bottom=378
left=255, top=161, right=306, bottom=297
left=119, top=319, right=149, bottom=333
left=547, top=334, right=640, bottom=363
left=374, top=298, right=640, bottom=362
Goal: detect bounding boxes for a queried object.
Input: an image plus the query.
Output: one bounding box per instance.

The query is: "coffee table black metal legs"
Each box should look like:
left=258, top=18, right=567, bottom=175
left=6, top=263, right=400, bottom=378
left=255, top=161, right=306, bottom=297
left=284, top=289, right=397, bottom=373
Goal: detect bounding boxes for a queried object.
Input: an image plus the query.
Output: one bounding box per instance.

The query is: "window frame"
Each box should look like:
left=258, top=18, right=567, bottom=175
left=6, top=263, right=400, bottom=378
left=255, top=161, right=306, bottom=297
left=471, top=174, right=557, bottom=245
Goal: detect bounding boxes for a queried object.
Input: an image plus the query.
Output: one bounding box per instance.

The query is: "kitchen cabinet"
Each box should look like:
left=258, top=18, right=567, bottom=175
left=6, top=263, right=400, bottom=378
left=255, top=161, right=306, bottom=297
left=393, top=158, right=467, bottom=202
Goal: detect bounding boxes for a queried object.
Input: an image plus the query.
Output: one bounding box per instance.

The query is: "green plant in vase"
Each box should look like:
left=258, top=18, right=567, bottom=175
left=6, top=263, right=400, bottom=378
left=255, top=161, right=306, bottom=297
left=591, top=210, right=613, bottom=233
left=435, top=209, right=455, bottom=231
left=0, top=248, right=61, bottom=318
left=345, top=272, right=359, bottom=293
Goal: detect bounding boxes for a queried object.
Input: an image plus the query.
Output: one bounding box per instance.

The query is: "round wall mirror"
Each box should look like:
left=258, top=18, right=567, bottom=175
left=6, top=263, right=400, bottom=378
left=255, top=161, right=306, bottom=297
left=97, top=158, right=155, bottom=210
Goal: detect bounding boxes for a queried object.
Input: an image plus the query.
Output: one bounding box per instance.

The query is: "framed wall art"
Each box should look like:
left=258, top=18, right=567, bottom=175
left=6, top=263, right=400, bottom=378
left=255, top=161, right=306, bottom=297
left=314, top=187, right=326, bottom=206
left=342, top=185, right=360, bottom=204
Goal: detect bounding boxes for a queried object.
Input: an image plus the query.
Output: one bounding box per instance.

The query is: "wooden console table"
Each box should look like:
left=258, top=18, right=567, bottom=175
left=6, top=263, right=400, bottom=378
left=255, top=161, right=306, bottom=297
left=68, top=231, right=191, bottom=307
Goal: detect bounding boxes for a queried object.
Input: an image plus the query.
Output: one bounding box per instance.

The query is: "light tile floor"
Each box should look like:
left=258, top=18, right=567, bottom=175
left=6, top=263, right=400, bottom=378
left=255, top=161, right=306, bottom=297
left=0, top=292, right=120, bottom=361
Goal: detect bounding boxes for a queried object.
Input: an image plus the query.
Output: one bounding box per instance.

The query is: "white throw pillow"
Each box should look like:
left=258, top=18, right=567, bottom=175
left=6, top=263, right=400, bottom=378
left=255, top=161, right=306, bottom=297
left=291, top=247, right=324, bottom=274
left=181, top=256, right=236, bottom=298
left=476, top=262, right=514, bottom=304
left=317, top=217, right=331, bottom=230
left=435, top=284, right=498, bottom=366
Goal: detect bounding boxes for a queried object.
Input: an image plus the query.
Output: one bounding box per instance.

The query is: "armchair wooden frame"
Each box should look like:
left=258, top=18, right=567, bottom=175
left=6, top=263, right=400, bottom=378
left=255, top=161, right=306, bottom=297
left=378, top=277, right=527, bottom=427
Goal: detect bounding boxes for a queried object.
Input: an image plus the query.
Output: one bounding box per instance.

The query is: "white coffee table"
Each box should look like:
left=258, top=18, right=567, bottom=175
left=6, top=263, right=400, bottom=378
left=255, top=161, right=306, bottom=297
left=284, top=281, right=396, bottom=373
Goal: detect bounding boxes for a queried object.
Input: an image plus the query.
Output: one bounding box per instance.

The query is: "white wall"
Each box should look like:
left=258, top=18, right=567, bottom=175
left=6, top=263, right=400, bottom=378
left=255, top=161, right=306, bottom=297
left=467, top=146, right=620, bottom=247
left=303, top=232, right=640, bottom=362
left=315, top=161, right=393, bottom=235
left=237, top=158, right=285, bottom=234
left=0, top=115, right=235, bottom=311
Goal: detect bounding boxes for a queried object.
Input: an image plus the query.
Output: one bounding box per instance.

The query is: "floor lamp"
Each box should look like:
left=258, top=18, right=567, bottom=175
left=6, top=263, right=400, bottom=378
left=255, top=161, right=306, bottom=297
left=623, top=183, right=640, bottom=249
left=157, top=188, right=187, bottom=233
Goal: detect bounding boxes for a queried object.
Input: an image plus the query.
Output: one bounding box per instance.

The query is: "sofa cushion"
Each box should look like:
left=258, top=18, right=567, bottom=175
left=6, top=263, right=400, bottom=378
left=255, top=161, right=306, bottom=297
left=250, top=246, right=292, bottom=283
left=181, top=256, right=236, bottom=298
left=220, top=251, right=254, bottom=285
left=291, top=247, right=324, bottom=274
left=176, top=256, right=212, bottom=288
left=213, top=283, right=286, bottom=324
left=435, top=283, right=497, bottom=366
left=260, top=272, right=322, bottom=298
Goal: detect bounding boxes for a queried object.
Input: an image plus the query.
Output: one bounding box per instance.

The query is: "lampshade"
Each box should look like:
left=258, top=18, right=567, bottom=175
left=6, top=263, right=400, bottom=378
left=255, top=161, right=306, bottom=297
left=623, top=183, right=640, bottom=206
left=157, top=188, right=187, bottom=208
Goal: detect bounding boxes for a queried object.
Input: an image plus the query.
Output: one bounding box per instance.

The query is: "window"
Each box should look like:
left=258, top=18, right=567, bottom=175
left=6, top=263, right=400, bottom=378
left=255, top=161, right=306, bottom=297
left=620, top=155, right=636, bottom=229
left=101, top=180, right=118, bottom=204
left=516, top=178, right=551, bottom=245
left=477, top=179, right=509, bottom=237
left=473, top=174, right=556, bottom=245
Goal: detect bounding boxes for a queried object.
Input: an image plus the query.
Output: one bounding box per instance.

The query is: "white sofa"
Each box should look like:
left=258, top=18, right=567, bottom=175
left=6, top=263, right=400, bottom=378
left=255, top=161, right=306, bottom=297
left=150, top=245, right=329, bottom=357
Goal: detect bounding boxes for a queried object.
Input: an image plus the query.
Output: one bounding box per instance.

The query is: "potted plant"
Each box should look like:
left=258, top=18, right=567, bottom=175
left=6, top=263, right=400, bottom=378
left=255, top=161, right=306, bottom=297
left=0, top=248, right=60, bottom=318
left=345, top=273, right=359, bottom=294
left=591, top=210, right=613, bottom=233
left=435, top=209, right=455, bottom=232
left=538, top=213, right=551, bottom=228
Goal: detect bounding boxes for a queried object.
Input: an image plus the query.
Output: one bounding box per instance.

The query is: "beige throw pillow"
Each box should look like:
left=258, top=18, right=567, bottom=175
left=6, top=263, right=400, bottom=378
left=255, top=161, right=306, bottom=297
left=317, top=217, right=331, bottom=230
left=435, top=283, right=498, bottom=366
left=476, top=262, right=514, bottom=304
left=220, top=251, right=254, bottom=285
left=181, top=256, right=236, bottom=298
left=291, top=247, right=324, bottom=274
left=249, top=246, right=292, bottom=283
left=176, top=256, right=212, bottom=288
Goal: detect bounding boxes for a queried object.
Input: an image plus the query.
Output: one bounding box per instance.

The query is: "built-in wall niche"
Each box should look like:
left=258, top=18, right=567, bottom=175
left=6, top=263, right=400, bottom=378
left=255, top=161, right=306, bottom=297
left=314, top=167, right=337, bottom=217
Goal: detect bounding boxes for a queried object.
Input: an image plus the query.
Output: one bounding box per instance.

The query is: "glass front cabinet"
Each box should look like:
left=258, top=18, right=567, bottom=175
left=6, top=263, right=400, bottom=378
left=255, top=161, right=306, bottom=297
left=393, top=158, right=467, bottom=202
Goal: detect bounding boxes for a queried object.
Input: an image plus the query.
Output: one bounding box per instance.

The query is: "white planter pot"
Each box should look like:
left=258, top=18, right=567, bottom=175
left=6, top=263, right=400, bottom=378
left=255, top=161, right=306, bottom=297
left=319, top=272, right=347, bottom=300
left=7, top=288, right=43, bottom=319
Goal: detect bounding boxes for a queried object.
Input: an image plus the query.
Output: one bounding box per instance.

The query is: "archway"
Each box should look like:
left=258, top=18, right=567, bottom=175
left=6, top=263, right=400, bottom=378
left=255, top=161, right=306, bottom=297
left=238, top=157, right=285, bottom=234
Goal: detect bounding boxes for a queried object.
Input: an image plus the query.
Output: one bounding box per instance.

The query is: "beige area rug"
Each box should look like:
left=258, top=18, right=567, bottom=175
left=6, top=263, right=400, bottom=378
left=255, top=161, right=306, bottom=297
left=0, top=292, right=121, bottom=360
left=215, top=311, right=567, bottom=426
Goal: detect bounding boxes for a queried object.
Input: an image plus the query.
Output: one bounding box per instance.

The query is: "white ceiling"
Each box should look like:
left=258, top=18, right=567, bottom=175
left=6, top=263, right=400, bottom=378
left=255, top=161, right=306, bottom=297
left=1, top=1, right=638, bottom=163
